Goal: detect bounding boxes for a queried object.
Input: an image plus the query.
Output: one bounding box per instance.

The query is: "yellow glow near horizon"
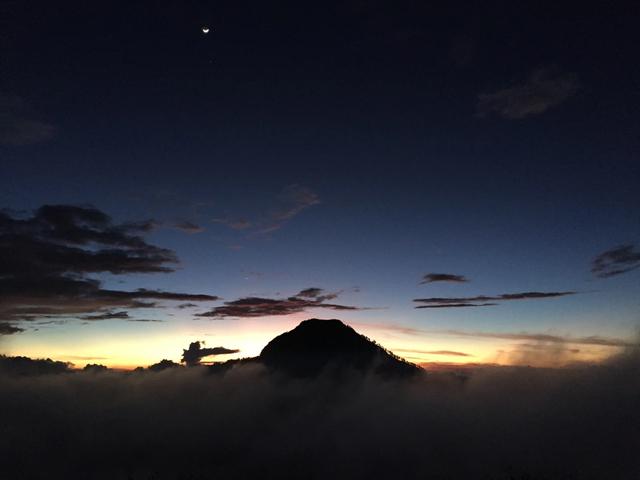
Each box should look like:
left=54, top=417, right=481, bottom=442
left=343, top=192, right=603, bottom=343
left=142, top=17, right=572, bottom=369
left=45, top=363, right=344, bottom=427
left=2, top=314, right=622, bottom=369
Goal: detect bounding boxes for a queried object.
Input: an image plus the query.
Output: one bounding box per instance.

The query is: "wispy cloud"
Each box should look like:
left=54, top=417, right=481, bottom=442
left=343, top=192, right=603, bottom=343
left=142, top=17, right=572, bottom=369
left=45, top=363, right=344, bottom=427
left=394, top=348, right=472, bottom=357
left=477, top=67, right=578, bottom=119
left=414, top=291, right=576, bottom=308
left=420, top=273, right=469, bottom=284
left=441, top=330, right=635, bottom=348
left=173, top=221, right=205, bottom=234
left=257, top=184, right=320, bottom=234
left=591, top=244, right=640, bottom=278
left=64, top=355, right=109, bottom=361
left=196, top=288, right=363, bottom=319
left=348, top=322, right=426, bottom=337
left=211, top=217, right=252, bottom=230
left=212, top=185, right=320, bottom=236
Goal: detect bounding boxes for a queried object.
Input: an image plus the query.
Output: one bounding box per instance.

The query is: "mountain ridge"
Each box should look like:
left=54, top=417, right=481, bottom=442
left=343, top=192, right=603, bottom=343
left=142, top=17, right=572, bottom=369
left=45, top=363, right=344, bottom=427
left=210, top=318, right=421, bottom=378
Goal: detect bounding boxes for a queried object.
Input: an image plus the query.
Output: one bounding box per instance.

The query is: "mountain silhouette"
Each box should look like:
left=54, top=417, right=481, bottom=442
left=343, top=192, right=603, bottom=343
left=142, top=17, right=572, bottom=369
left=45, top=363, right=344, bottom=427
left=257, top=318, right=421, bottom=378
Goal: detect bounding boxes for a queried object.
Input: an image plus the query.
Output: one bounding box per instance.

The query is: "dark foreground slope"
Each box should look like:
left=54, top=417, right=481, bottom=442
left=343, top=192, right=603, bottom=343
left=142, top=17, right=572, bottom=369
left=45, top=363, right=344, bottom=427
left=259, top=318, right=420, bottom=378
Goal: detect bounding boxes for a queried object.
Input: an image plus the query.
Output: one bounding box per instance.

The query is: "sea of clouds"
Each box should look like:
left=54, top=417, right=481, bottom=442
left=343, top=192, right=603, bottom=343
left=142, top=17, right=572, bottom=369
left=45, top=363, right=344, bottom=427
left=1, top=347, right=639, bottom=480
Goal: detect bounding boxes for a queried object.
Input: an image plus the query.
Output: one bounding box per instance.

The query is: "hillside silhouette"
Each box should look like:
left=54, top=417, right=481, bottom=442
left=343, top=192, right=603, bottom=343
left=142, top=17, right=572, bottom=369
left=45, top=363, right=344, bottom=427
left=257, top=318, right=420, bottom=378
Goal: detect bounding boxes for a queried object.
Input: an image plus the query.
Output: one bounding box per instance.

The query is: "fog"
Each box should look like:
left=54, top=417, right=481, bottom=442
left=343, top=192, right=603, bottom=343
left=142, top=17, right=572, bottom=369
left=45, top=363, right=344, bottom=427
left=1, top=350, right=639, bottom=480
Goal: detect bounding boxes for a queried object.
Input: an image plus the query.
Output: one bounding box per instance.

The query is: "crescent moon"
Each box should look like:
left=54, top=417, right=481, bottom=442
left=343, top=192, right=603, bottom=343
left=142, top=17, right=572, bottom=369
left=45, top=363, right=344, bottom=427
left=202, top=27, right=210, bottom=34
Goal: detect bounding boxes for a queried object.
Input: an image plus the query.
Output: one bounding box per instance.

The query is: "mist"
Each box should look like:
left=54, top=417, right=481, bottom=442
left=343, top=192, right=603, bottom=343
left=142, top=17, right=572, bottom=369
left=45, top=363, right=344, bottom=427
left=1, top=348, right=639, bottom=480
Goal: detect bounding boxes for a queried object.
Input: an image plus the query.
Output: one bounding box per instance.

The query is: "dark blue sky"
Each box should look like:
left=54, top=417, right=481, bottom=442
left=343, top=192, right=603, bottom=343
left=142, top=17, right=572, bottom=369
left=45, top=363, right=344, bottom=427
left=1, top=1, right=638, bottom=367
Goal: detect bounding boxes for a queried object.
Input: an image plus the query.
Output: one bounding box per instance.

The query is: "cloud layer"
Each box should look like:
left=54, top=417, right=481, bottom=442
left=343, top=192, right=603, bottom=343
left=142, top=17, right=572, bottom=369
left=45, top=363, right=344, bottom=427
left=0, top=347, right=638, bottom=479
left=0, top=205, right=218, bottom=331
left=414, top=291, right=576, bottom=308
left=197, top=288, right=362, bottom=319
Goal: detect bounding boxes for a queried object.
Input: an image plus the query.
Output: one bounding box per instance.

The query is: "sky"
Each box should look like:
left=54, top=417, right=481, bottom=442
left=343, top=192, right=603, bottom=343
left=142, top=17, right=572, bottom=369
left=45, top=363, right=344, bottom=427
left=1, top=0, right=639, bottom=368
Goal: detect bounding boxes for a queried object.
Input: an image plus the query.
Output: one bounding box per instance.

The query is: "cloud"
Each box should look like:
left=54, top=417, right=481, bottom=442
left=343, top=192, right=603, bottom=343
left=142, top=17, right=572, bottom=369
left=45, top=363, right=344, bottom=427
left=497, top=342, right=584, bottom=367
left=394, top=348, right=472, bottom=357
left=0, top=346, right=638, bottom=479
left=125, top=318, right=163, bottom=323
left=296, top=287, right=325, bottom=298
left=173, top=221, right=205, bottom=234
left=0, top=322, right=24, bottom=335
left=177, top=303, right=199, bottom=309
left=349, top=321, right=427, bottom=337
left=79, top=311, right=130, bottom=321
left=0, top=205, right=176, bottom=276
left=477, top=67, right=578, bottom=119
left=0, top=205, right=218, bottom=326
left=416, top=303, right=497, bottom=309
left=0, top=355, right=71, bottom=375
left=147, top=359, right=182, bottom=371
left=212, top=217, right=252, bottom=230
left=65, top=356, right=109, bottom=361
left=420, top=273, right=469, bottom=284
left=83, top=364, right=109, bottom=373
left=414, top=291, right=576, bottom=308
left=211, top=185, right=320, bottom=239
left=196, top=288, right=363, bottom=319
left=181, top=341, right=240, bottom=366
left=255, top=185, right=320, bottom=234
left=441, top=330, right=636, bottom=348
left=0, top=93, right=55, bottom=146
left=591, top=244, right=640, bottom=278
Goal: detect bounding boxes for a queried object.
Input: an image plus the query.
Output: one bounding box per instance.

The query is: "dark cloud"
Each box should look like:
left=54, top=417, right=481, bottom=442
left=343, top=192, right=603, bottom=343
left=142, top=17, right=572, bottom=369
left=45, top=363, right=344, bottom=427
left=181, top=341, right=240, bottom=366
left=147, top=359, right=182, bottom=372
left=121, top=289, right=219, bottom=302
left=414, top=291, right=576, bottom=308
left=197, top=289, right=362, bottom=319
left=0, top=205, right=176, bottom=276
left=0, top=355, right=71, bottom=375
left=592, top=244, right=640, bottom=278
left=0, top=322, right=23, bottom=335
left=0, top=276, right=219, bottom=322
left=420, top=273, right=469, bottom=284
left=0, top=93, right=55, bottom=146
left=0, top=347, right=638, bottom=479
left=477, top=67, right=578, bottom=119
left=296, top=287, right=325, bottom=298
left=177, top=303, right=199, bottom=309
left=79, top=311, right=130, bottom=321
left=83, top=364, right=108, bottom=373
left=0, top=205, right=218, bottom=326
left=416, top=303, right=497, bottom=309
left=173, top=220, right=205, bottom=234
